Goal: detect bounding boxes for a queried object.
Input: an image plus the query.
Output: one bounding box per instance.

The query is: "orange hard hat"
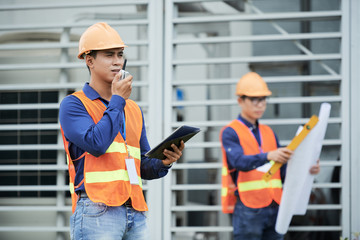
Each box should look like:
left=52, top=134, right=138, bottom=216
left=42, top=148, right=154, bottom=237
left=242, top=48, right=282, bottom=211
left=236, top=72, right=272, bottom=96
left=78, top=22, right=128, bottom=59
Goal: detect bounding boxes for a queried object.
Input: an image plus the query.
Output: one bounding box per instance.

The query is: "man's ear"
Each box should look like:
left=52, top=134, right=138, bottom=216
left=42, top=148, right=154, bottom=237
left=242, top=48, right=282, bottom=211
left=237, top=97, right=243, bottom=105
left=85, top=55, right=94, bottom=69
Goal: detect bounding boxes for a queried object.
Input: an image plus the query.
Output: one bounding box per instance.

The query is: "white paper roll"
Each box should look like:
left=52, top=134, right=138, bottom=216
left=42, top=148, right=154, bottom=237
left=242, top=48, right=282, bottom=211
left=275, top=102, right=331, bottom=234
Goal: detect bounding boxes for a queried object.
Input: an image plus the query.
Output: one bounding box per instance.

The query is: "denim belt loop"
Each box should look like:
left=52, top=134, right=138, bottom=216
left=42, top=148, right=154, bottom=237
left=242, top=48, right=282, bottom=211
left=124, top=198, right=132, bottom=207
left=77, top=191, right=88, bottom=198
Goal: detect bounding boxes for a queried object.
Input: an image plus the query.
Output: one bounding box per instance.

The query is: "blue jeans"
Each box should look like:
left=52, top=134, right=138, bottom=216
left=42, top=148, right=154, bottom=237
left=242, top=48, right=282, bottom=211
left=70, top=197, right=148, bottom=240
left=232, top=200, right=284, bottom=240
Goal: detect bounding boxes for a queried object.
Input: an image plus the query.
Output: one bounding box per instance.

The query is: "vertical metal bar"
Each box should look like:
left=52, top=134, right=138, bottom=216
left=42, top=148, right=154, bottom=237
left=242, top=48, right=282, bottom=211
left=349, top=0, right=360, bottom=235
left=340, top=0, right=351, bottom=238
left=300, top=0, right=311, bottom=118
left=163, top=0, right=175, bottom=239
left=56, top=27, right=71, bottom=240
left=147, top=0, right=165, bottom=239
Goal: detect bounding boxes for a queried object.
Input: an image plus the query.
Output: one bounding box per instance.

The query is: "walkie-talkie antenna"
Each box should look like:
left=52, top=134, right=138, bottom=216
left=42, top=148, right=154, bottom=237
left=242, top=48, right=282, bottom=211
left=122, top=59, right=127, bottom=70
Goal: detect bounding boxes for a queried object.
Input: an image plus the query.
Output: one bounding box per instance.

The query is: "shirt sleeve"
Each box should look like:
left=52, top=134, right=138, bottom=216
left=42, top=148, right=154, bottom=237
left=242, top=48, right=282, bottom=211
left=138, top=109, right=171, bottom=180
left=59, top=94, right=125, bottom=157
left=221, top=126, right=268, bottom=172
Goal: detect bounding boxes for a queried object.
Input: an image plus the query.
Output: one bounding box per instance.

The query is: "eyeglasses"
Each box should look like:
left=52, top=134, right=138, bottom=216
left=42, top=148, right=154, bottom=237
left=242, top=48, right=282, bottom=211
left=241, top=96, right=267, bottom=105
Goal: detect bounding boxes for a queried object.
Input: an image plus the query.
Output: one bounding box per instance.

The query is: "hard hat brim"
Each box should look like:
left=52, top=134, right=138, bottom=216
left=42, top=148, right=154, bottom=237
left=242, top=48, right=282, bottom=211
left=237, top=90, right=272, bottom=97
left=78, top=44, right=128, bottom=59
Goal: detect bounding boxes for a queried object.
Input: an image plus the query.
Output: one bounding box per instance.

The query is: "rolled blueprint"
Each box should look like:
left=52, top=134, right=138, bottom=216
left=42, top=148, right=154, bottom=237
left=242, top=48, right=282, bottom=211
left=275, top=102, right=331, bottom=234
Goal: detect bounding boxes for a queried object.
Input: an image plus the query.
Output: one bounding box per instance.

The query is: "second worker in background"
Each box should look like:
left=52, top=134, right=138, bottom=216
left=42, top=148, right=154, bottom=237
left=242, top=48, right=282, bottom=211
left=220, top=72, right=320, bottom=240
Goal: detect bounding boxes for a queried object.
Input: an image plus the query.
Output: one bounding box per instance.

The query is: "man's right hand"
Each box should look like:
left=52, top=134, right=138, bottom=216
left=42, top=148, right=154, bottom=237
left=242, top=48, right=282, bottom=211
left=267, top=147, right=293, bottom=164
left=111, top=72, right=133, bottom=99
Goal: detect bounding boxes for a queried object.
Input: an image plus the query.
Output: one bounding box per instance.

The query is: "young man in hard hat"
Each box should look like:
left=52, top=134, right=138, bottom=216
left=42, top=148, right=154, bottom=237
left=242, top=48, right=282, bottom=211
left=59, top=22, right=184, bottom=240
left=220, top=72, right=320, bottom=240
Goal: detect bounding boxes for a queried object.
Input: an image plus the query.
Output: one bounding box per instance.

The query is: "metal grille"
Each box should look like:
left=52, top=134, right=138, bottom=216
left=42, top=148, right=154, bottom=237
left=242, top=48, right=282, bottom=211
left=163, top=0, right=347, bottom=239
left=0, top=1, right=164, bottom=239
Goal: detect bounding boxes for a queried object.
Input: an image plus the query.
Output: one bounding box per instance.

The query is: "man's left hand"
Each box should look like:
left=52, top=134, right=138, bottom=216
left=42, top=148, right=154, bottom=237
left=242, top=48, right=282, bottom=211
left=309, top=159, right=320, bottom=175
left=162, top=140, right=185, bottom=166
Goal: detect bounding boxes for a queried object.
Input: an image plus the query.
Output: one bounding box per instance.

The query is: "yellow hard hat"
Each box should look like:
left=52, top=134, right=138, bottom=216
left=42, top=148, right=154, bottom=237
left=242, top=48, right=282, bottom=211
left=236, top=72, right=272, bottom=96
left=78, top=22, right=128, bottom=59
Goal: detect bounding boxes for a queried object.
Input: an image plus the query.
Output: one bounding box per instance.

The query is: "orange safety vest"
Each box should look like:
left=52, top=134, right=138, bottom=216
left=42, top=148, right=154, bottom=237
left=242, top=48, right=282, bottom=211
left=221, top=119, right=282, bottom=212
left=60, top=90, right=148, bottom=213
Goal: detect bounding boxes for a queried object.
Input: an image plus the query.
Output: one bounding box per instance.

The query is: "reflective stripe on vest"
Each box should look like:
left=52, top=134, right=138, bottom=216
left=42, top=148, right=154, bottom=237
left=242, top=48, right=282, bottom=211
left=106, top=142, right=127, bottom=154
left=127, top=145, right=141, bottom=159
left=221, top=187, right=228, bottom=197
left=86, top=169, right=143, bottom=188
left=69, top=182, right=75, bottom=194
left=238, top=179, right=282, bottom=192
left=222, top=166, right=228, bottom=176
left=86, top=169, right=129, bottom=183
left=93, top=142, right=141, bottom=160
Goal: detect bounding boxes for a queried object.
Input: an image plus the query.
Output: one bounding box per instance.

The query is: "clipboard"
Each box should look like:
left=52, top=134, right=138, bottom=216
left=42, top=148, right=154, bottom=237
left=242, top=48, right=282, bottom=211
left=145, top=125, right=200, bottom=160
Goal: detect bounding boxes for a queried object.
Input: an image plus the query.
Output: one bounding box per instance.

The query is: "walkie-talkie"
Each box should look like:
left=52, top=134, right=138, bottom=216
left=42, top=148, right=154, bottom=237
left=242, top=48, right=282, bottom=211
left=120, top=59, right=130, bottom=80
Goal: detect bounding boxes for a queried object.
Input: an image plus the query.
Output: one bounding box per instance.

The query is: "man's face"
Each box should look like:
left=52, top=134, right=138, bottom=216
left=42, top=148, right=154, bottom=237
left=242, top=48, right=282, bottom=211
left=86, top=48, right=125, bottom=83
left=238, top=96, right=267, bottom=123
